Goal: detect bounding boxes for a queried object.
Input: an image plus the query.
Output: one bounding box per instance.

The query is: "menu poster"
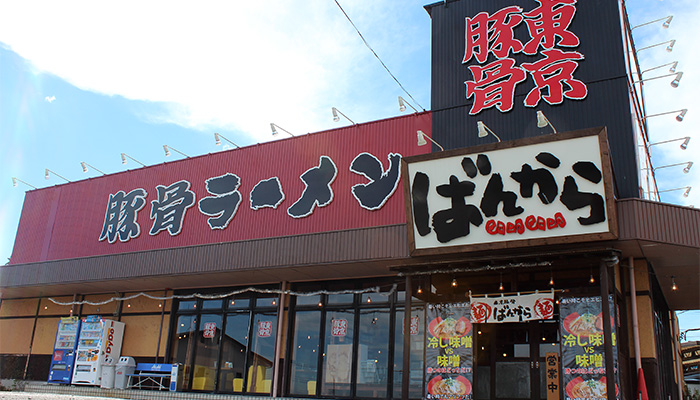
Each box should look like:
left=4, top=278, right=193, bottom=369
left=559, top=296, right=620, bottom=400
left=425, top=302, right=473, bottom=400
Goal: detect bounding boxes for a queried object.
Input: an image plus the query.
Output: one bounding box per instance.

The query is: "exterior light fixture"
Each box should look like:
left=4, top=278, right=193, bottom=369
left=45, top=168, right=70, bottom=183
left=214, top=132, right=240, bottom=148
left=121, top=153, right=146, bottom=167
left=647, top=137, right=691, bottom=150
left=399, top=96, right=418, bottom=113
left=499, top=273, right=504, bottom=291
left=549, top=273, right=554, bottom=286
left=630, top=15, right=673, bottom=30
left=642, top=109, right=688, bottom=122
left=589, top=274, right=595, bottom=284
left=671, top=276, right=677, bottom=291
left=332, top=107, right=355, bottom=124
left=270, top=123, right=295, bottom=137
left=536, top=111, right=557, bottom=133
left=11, top=177, right=37, bottom=189
left=80, top=162, right=106, bottom=175
left=635, top=40, right=676, bottom=53
left=477, top=121, right=502, bottom=142
left=640, top=61, right=678, bottom=76
left=652, top=161, right=693, bottom=173
left=417, top=286, right=423, bottom=294
left=367, top=296, right=372, bottom=303
left=417, top=130, right=445, bottom=151
left=671, top=72, right=683, bottom=88
left=632, top=72, right=683, bottom=87
left=451, top=277, right=457, bottom=287
left=163, top=145, right=189, bottom=158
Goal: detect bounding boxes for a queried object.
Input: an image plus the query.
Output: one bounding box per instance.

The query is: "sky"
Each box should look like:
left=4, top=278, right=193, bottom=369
left=0, top=0, right=697, bottom=339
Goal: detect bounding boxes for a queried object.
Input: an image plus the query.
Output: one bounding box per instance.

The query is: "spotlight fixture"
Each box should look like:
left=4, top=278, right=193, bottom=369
left=163, top=145, right=189, bottom=158
left=632, top=72, right=683, bottom=87
left=11, top=177, right=37, bottom=189
left=642, top=109, right=688, bottom=122
left=658, top=186, right=692, bottom=197
left=214, top=133, right=240, bottom=148
left=45, top=168, right=70, bottom=183
left=80, top=162, right=106, bottom=175
left=652, top=161, right=693, bottom=174
left=640, top=61, right=678, bottom=76
left=121, top=153, right=146, bottom=167
left=332, top=107, right=355, bottom=124
left=398, top=96, right=418, bottom=113
left=631, top=15, right=673, bottom=30
left=536, top=111, right=557, bottom=134
left=477, top=121, right=502, bottom=142
left=417, top=130, right=445, bottom=151
left=270, top=123, right=295, bottom=137
left=635, top=39, right=676, bottom=53
left=671, top=276, right=677, bottom=291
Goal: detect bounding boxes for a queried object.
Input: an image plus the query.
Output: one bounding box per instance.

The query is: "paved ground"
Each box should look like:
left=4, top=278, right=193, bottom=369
left=0, top=393, right=114, bottom=400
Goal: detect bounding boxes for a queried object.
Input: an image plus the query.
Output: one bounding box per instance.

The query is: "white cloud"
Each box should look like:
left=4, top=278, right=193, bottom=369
left=44, top=95, right=55, bottom=103
left=0, top=0, right=426, bottom=140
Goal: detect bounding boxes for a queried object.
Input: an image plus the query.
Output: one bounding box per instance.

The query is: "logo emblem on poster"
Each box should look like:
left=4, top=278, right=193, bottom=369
left=203, top=322, right=216, bottom=339
left=258, top=321, right=272, bottom=338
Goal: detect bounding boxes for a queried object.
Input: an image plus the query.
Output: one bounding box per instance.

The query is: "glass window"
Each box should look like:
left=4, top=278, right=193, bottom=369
left=192, top=314, right=221, bottom=392
left=247, top=311, right=278, bottom=394
left=327, top=293, right=354, bottom=305
left=322, top=310, right=354, bottom=397
left=178, top=301, right=197, bottom=311
left=202, top=299, right=223, bottom=310
left=356, top=309, right=390, bottom=398
left=295, top=294, right=322, bottom=307
left=393, top=307, right=425, bottom=399
left=172, top=315, right=197, bottom=390
left=218, top=313, right=250, bottom=392
left=227, top=297, right=250, bottom=310
left=256, top=296, right=278, bottom=308
left=290, top=311, right=321, bottom=396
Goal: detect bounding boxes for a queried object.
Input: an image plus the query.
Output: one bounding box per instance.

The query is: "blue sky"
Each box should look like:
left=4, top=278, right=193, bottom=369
left=0, top=0, right=697, bottom=339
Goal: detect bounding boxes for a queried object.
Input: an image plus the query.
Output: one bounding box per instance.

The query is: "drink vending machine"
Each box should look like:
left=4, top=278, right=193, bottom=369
left=71, top=316, right=125, bottom=385
left=47, top=316, right=82, bottom=384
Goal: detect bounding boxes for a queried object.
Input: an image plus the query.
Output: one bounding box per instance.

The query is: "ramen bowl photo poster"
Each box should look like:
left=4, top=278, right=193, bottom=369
left=559, top=296, right=620, bottom=400
left=425, top=302, right=473, bottom=400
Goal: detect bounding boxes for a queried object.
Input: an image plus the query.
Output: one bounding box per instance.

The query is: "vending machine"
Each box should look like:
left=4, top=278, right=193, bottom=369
left=47, top=316, right=82, bottom=384
left=71, top=316, right=125, bottom=385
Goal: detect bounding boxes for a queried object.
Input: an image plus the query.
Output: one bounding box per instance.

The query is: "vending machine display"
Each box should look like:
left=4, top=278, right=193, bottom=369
left=47, top=316, right=82, bottom=384
left=71, top=316, right=125, bottom=385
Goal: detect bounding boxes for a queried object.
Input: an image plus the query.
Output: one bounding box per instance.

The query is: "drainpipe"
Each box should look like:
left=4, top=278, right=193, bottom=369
left=629, top=257, right=642, bottom=372
left=272, top=281, right=287, bottom=397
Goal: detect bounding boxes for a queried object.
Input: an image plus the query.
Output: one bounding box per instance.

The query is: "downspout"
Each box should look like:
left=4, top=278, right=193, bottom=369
left=272, top=281, right=287, bottom=397
left=671, top=313, right=684, bottom=400
left=629, top=257, right=642, bottom=372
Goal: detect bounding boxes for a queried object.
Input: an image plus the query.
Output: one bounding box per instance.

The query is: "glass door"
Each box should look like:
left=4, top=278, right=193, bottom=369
left=474, top=321, right=559, bottom=400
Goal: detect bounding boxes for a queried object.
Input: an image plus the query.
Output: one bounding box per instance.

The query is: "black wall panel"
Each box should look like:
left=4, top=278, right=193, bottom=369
left=426, top=0, right=638, bottom=198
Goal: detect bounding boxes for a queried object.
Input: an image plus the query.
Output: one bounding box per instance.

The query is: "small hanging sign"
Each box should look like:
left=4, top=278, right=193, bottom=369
left=470, top=291, right=554, bottom=323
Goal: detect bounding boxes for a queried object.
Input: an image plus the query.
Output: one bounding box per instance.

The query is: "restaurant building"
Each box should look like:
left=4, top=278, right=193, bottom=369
left=1, top=1, right=698, bottom=399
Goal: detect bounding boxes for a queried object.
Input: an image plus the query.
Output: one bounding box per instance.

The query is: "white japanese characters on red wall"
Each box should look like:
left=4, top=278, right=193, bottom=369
left=98, top=152, right=402, bottom=244
left=406, top=132, right=612, bottom=252
left=463, top=0, right=587, bottom=114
